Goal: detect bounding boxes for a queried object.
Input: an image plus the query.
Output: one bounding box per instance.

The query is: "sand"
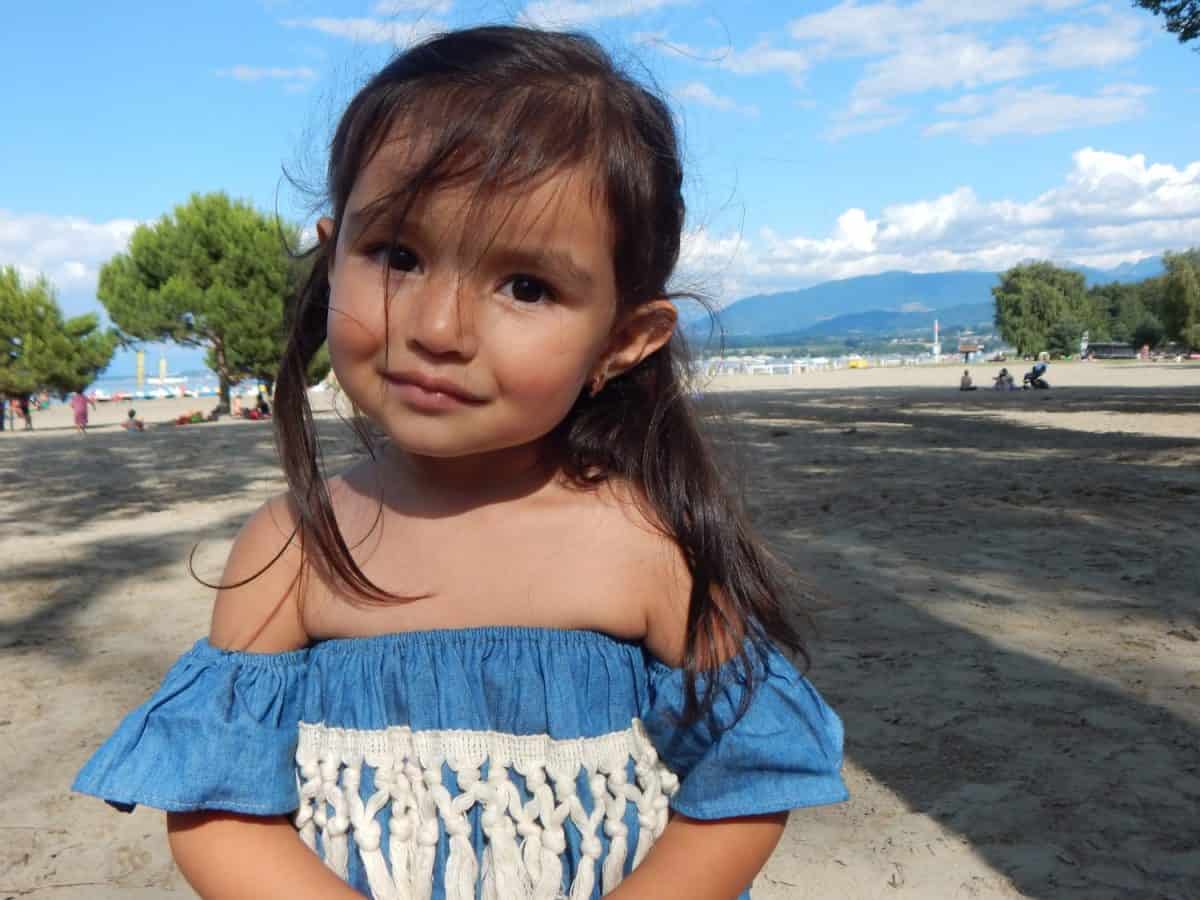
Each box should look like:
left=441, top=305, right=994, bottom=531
left=2, top=361, right=1198, bottom=899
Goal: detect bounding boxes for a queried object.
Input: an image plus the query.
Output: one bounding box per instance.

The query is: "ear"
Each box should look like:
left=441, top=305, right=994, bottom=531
left=316, top=216, right=335, bottom=245
left=598, top=299, right=677, bottom=380
left=316, top=216, right=336, bottom=267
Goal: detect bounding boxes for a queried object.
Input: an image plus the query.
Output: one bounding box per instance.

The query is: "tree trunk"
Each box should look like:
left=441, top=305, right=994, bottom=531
left=214, top=339, right=231, bottom=414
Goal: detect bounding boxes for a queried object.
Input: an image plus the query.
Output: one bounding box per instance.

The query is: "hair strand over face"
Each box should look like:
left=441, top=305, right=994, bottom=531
left=272, top=25, right=810, bottom=723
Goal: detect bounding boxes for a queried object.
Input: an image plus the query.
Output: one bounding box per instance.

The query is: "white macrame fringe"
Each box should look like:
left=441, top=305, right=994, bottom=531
left=294, top=720, right=679, bottom=900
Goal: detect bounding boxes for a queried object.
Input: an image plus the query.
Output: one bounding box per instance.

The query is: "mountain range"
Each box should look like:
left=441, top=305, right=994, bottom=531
left=698, top=257, right=1164, bottom=340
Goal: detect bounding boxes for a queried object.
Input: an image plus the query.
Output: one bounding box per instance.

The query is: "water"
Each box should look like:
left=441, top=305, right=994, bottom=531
left=68, top=370, right=266, bottom=404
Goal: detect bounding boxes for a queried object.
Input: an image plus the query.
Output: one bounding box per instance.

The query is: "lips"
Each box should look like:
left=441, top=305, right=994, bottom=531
left=382, top=369, right=485, bottom=404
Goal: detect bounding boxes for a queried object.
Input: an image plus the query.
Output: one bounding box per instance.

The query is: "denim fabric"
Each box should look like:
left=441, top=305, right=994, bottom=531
left=73, top=626, right=846, bottom=899
left=72, top=641, right=308, bottom=814
left=642, top=648, right=849, bottom=819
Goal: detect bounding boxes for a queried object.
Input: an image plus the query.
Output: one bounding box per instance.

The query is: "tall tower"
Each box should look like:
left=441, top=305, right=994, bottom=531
left=932, top=319, right=942, bottom=361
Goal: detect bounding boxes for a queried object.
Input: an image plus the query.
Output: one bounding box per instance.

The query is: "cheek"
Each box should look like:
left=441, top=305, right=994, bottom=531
left=490, top=318, right=602, bottom=414
left=327, top=267, right=387, bottom=367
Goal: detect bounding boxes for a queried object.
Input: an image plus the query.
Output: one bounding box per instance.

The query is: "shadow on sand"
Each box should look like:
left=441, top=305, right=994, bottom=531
left=5, top=386, right=1198, bottom=898
left=711, top=385, right=1199, bottom=900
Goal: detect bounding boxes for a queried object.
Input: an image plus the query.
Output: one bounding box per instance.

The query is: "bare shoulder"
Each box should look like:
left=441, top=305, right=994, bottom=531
left=587, top=478, right=692, bottom=666
left=590, top=478, right=748, bottom=670
left=209, top=491, right=310, bottom=653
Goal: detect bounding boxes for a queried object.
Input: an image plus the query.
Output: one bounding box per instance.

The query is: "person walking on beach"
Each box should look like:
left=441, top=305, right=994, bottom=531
left=73, top=27, right=847, bottom=900
left=69, top=391, right=95, bottom=433
left=17, top=395, right=33, bottom=430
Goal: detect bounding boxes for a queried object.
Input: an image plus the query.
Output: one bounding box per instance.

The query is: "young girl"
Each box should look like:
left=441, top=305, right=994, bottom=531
left=74, top=26, right=846, bottom=900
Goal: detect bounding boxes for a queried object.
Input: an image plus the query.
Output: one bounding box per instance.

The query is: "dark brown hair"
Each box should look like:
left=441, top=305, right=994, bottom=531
left=274, top=25, right=807, bottom=721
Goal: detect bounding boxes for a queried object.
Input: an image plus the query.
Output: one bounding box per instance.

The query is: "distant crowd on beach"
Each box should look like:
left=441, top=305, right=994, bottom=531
left=0, top=394, right=37, bottom=431
left=0, top=386, right=274, bottom=435
left=960, top=363, right=1048, bottom=392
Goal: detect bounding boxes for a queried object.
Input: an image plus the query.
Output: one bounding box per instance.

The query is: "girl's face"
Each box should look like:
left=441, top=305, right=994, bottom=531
left=322, top=143, right=638, bottom=461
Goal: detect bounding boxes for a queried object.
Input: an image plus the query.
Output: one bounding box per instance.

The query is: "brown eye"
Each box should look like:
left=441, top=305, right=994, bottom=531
left=386, top=246, right=419, bottom=272
left=369, top=244, right=420, bottom=272
left=502, top=275, right=552, bottom=304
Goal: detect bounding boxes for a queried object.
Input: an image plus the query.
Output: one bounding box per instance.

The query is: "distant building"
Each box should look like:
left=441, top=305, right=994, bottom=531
left=957, top=339, right=985, bottom=362
left=1087, top=342, right=1137, bottom=360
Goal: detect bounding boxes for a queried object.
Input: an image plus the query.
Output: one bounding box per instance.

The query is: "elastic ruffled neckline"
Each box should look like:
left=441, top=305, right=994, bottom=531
left=193, top=625, right=644, bottom=666
left=313, top=624, right=637, bottom=653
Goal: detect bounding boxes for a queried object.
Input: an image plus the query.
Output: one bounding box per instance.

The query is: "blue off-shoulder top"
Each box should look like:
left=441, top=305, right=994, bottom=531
left=74, top=627, right=846, bottom=899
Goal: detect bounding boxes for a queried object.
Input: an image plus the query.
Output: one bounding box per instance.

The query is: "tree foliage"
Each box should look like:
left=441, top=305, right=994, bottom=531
left=993, top=252, right=1199, bottom=355
left=1133, top=0, right=1200, bottom=45
left=1086, top=277, right=1169, bottom=344
left=993, top=262, right=1090, bottom=355
left=0, top=266, right=117, bottom=397
left=98, top=193, right=299, bottom=409
left=1162, top=251, right=1200, bottom=348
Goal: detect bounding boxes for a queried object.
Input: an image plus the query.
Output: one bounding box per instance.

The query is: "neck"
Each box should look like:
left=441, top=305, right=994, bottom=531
left=380, top=439, right=561, bottom=516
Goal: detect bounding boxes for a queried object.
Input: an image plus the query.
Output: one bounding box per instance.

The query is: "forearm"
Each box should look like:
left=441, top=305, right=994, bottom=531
left=607, top=811, right=788, bottom=900
left=167, top=812, right=362, bottom=900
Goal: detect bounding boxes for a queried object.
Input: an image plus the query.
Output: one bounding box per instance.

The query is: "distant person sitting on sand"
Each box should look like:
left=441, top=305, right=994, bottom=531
left=993, top=367, right=1014, bottom=390
left=122, top=409, right=145, bottom=432
left=960, top=369, right=977, bottom=391
left=255, top=393, right=270, bottom=417
left=69, top=391, right=96, bottom=433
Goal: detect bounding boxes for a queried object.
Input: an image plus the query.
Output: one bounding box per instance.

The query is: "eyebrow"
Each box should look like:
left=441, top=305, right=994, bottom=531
left=492, top=245, right=595, bottom=292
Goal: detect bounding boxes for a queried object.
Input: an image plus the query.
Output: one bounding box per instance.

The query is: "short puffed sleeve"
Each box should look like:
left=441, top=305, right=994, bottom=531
left=72, top=639, right=309, bottom=815
left=642, top=641, right=847, bottom=820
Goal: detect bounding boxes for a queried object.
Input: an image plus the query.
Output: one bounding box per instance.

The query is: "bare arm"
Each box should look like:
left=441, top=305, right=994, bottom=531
left=167, top=495, right=355, bottom=899
left=606, top=811, right=788, bottom=900
left=167, top=813, right=362, bottom=900
left=615, top=521, right=786, bottom=898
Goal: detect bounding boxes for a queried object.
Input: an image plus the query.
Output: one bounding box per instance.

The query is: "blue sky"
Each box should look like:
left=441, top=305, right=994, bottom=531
left=3, top=0, right=1199, bottom=375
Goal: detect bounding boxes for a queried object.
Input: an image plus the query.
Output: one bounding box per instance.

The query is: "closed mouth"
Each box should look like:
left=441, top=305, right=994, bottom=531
left=382, top=370, right=485, bottom=404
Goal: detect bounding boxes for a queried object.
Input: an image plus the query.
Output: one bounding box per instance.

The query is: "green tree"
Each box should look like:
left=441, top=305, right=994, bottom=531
left=1133, top=1, right=1200, bottom=45
left=993, top=262, right=1090, bottom=355
left=1047, top=317, right=1088, bottom=357
left=1088, top=282, right=1140, bottom=342
left=1161, top=252, right=1200, bottom=348
left=1132, top=312, right=1166, bottom=349
left=0, top=266, right=117, bottom=398
left=97, top=193, right=297, bottom=411
left=306, top=343, right=332, bottom=387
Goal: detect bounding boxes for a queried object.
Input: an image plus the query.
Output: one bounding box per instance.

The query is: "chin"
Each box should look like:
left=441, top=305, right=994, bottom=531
left=381, top=425, right=509, bottom=459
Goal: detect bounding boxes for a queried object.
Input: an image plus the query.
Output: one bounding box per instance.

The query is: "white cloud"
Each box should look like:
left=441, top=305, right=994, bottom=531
left=684, top=149, right=1200, bottom=298
left=282, top=17, right=445, bottom=46
left=0, top=210, right=140, bottom=316
left=826, top=95, right=909, bottom=138
left=673, top=81, right=758, bottom=117
left=716, top=43, right=812, bottom=84
left=13, top=151, right=1199, bottom=316
left=788, top=0, right=1090, bottom=54
left=1040, top=15, right=1144, bottom=69
left=780, top=1, right=1146, bottom=138
left=520, top=0, right=691, bottom=28
left=217, top=65, right=318, bottom=89
left=372, top=0, right=453, bottom=13
left=854, top=34, right=1036, bottom=99
left=926, top=84, right=1152, bottom=140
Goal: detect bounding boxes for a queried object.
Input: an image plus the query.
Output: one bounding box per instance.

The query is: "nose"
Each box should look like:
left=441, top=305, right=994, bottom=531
left=402, top=274, right=478, bottom=360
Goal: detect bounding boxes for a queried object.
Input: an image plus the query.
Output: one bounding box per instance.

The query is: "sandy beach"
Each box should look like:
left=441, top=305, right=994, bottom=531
left=2, top=360, right=1198, bottom=899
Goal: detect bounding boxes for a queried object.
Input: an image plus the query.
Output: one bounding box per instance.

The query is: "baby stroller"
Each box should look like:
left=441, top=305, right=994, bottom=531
left=1023, top=362, right=1049, bottom=389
